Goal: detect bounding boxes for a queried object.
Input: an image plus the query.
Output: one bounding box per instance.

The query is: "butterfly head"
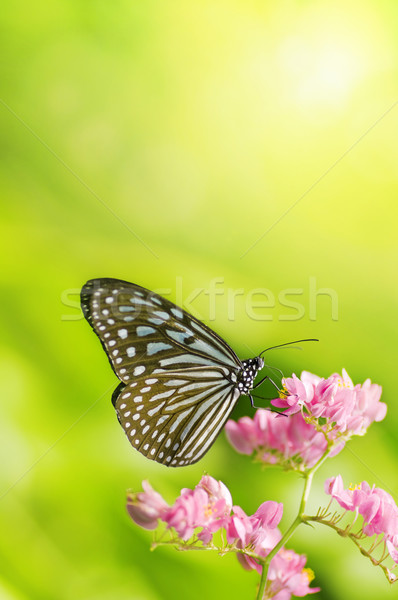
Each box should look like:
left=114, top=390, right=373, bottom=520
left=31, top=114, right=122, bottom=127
left=255, top=356, right=264, bottom=371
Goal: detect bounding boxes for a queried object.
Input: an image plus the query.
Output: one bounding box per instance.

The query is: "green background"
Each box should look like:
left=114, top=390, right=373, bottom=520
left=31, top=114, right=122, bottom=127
left=1, top=1, right=397, bottom=598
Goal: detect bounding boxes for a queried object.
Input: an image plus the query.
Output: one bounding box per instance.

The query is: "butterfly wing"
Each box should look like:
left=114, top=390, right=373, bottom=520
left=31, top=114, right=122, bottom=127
left=81, top=278, right=242, bottom=466
left=112, top=370, right=240, bottom=466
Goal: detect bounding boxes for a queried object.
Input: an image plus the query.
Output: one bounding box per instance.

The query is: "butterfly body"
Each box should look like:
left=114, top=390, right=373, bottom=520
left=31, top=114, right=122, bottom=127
left=81, top=278, right=265, bottom=467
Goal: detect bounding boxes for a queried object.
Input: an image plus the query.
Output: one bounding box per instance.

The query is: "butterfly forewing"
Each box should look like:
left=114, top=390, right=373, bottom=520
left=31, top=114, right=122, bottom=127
left=81, top=278, right=243, bottom=466
left=81, top=279, right=240, bottom=381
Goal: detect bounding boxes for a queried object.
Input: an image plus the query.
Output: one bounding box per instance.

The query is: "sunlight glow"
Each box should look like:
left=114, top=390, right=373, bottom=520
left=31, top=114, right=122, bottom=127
left=278, top=36, right=366, bottom=106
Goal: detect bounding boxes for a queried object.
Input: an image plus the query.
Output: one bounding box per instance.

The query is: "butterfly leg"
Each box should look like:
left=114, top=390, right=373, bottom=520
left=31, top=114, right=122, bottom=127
left=248, top=392, right=288, bottom=415
left=248, top=392, right=264, bottom=410
left=252, top=375, right=281, bottom=392
left=248, top=375, right=283, bottom=410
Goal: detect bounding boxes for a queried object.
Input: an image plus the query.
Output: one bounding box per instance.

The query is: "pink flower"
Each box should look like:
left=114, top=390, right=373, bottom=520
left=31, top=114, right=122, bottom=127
left=324, top=474, right=357, bottom=511
left=271, top=369, right=385, bottom=439
left=226, top=409, right=338, bottom=470
left=325, top=475, right=398, bottom=563
left=164, top=475, right=232, bottom=542
left=197, top=474, right=233, bottom=507
left=228, top=501, right=283, bottom=574
left=236, top=526, right=281, bottom=574
left=267, top=549, right=320, bottom=599
left=164, top=487, right=210, bottom=540
left=271, top=372, right=320, bottom=415
left=127, top=476, right=319, bottom=596
left=225, top=416, right=260, bottom=455
left=226, top=505, right=254, bottom=547
left=126, top=480, right=169, bottom=530
left=227, top=500, right=282, bottom=549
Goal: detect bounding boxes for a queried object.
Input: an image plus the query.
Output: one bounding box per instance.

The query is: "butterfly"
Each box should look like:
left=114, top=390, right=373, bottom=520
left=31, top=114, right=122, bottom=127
left=81, top=278, right=269, bottom=467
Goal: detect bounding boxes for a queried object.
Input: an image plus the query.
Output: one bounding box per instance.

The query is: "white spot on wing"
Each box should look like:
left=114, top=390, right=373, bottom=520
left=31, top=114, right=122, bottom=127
left=154, top=310, right=169, bottom=320
left=147, top=342, right=173, bottom=355
left=137, top=326, right=156, bottom=337
left=169, top=408, right=193, bottom=433
left=150, top=389, right=175, bottom=402
left=147, top=401, right=165, bottom=416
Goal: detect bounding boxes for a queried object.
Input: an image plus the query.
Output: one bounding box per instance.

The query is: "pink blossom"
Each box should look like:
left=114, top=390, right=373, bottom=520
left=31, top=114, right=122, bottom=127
left=226, top=409, right=338, bottom=470
left=225, top=416, right=261, bottom=455
left=164, top=475, right=232, bottom=541
left=228, top=501, right=283, bottom=574
left=271, top=369, right=385, bottom=439
left=325, top=475, right=398, bottom=563
left=126, top=480, right=169, bottom=530
left=226, top=505, right=254, bottom=547
left=324, top=474, right=357, bottom=511
left=271, top=372, right=320, bottom=415
left=127, top=476, right=319, bottom=596
left=195, top=475, right=233, bottom=543
left=164, top=487, right=210, bottom=540
left=236, top=526, right=282, bottom=574
left=197, top=474, right=233, bottom=508
left=267, top=549, right=320, bottom=599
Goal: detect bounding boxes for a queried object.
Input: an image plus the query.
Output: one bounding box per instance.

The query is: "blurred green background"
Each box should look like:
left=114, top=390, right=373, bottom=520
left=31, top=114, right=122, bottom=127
left=1, top=1, right=397, bottom=598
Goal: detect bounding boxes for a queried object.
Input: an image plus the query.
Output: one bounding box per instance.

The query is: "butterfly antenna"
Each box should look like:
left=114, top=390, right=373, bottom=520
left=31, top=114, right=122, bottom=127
left=265, top=363, right=285, bottom=380
left=259, top=338, right=318, bottom=357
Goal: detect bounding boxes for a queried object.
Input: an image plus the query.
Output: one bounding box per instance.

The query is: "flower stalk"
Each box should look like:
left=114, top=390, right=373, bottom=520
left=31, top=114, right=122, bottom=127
left=256, top=446, right=332, bottom=600
left=304, top=514, right=394, bottom=583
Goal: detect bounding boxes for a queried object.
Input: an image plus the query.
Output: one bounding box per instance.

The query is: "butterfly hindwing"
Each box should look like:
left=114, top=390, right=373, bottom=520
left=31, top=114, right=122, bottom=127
left=112, top=368, right=239, bottom=466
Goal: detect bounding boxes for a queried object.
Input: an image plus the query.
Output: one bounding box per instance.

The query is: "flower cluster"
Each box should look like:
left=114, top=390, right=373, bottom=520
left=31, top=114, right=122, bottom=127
left=271, top=369, right=386, bottom=439
left=127, top=475, right=232, bottom=541
left=127, top=475, right=319, bottom=599
left=125, top=366, right=390, bottom=596
left=225, top=409, right=341, bottom=470
left=325, top=475, right=398, bottom=566
left=226, top=369, right=385, bottom=471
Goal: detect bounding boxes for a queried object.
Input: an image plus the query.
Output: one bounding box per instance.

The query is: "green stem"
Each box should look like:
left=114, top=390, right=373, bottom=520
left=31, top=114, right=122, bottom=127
left=256, top=447, right=333, bottom=600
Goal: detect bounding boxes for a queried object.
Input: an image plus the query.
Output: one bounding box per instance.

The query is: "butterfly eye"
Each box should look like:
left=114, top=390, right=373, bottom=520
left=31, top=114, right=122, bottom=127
left=81, top=278, right=265, bottom=466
